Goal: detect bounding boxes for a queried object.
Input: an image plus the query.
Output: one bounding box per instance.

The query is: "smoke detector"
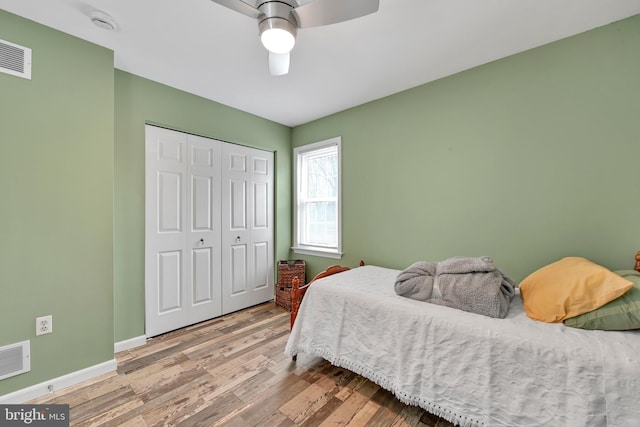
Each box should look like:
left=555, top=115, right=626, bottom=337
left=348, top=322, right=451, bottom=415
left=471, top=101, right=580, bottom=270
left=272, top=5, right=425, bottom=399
left=90, top=10, right=117, bottom=31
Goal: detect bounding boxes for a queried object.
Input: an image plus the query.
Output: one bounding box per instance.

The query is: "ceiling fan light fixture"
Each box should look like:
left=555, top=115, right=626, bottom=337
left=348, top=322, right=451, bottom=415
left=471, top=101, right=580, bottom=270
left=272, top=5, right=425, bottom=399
left=259, top=17, right=296, bottom=54
left=211, top=0, right=380, bottom=74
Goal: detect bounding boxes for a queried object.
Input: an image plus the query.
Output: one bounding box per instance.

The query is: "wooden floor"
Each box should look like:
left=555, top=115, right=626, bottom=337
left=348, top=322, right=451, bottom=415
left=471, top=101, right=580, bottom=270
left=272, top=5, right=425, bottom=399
left=32, top=302, right=455, bottom=427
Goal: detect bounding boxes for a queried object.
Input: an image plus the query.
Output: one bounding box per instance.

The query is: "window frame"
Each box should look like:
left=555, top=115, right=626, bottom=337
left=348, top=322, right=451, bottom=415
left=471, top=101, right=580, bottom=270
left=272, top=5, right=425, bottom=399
left=292, top=136, right=343, bottom=259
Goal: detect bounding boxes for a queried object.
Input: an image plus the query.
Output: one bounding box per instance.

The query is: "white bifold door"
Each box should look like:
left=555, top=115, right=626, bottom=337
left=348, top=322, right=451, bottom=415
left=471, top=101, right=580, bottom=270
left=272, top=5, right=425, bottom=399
left=222, top=144, right=275, bottom=313
left=145, top=125, right=274, bottom=337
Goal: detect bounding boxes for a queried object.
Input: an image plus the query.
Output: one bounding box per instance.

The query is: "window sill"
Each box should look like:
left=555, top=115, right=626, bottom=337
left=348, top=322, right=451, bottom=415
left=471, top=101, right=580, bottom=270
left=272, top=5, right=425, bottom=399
left=292, top=246, right=343, bottom=259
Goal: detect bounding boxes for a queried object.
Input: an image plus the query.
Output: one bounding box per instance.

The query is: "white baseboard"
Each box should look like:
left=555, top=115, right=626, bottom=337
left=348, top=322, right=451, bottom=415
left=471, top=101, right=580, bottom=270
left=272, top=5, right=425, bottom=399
left=114, top=335, right=146, bottom=353
left=0, top=359, right=117, bottom=404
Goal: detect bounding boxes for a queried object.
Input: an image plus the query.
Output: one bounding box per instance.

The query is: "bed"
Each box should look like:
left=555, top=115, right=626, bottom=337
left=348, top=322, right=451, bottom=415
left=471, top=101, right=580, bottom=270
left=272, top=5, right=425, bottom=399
left=284, top=254, right=640, bottom=426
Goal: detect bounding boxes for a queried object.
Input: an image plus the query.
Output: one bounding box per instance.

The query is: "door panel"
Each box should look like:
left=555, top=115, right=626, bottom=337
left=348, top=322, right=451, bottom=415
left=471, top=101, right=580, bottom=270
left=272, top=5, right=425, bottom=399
left=254, top=242, right=269, bottom=290
left=192, top=176, right=212, bottom=231
left=158, top=172, right=182, bottom=232
left=158, top=251, right=182, bottom=312
left=230, top=244, right=248, bottom=296
left=230, top=152, right=246, bottom=172
left=192, top=247, right=212, bottom=304
left=230, top=180, right=247, bottom=229
left=254, top=182, right=268, bottom=229
left=253, top=157, right=268, bottom=175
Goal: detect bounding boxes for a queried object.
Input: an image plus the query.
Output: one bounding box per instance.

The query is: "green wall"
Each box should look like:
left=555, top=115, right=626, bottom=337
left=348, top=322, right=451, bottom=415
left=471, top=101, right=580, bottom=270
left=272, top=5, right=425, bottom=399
left=292, top=14, right=640, bottom=281
left=0, top=10, right=114, bottom=394
left=113, top=71, right=291, bottom=342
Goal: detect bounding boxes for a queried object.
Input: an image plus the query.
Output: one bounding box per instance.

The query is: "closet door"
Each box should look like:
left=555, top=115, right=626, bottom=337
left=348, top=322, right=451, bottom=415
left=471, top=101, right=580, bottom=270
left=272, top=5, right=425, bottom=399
left=145, top=126, right=222, bottom=337
left=187, top=135, right=223, bottom=325
left=221, top=144, right=274, bottom=314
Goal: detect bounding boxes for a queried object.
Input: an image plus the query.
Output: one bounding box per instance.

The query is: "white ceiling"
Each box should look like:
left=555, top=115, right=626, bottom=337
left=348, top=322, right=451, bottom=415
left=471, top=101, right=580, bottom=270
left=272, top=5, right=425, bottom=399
left=2, top=0, right=639, bottom=127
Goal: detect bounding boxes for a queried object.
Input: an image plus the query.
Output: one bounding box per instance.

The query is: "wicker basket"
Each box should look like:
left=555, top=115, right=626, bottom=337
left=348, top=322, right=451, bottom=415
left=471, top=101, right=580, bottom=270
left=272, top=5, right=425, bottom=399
left=276, top=260, right=305, bottom=311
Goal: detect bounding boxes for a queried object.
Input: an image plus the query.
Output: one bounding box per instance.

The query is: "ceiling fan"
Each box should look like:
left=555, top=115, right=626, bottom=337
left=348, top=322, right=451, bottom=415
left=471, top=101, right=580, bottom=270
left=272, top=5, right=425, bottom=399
left=210, top=0, right=380, bottom=76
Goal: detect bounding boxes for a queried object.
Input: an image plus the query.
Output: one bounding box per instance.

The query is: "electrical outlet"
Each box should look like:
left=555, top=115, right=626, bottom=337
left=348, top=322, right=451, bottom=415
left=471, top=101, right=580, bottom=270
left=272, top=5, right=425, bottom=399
left=36, top=315, right=53, bottom=336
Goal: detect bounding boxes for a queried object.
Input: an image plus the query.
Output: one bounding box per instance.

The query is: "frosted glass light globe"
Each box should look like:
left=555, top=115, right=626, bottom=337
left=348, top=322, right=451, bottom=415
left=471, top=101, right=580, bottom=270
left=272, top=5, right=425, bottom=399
left=261, top=28, right=295, bottom=54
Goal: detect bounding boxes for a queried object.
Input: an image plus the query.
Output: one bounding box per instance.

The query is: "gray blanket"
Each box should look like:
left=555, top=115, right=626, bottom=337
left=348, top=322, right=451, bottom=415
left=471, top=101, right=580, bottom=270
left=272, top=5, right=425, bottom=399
left=394, top=256, right=515, bottom=318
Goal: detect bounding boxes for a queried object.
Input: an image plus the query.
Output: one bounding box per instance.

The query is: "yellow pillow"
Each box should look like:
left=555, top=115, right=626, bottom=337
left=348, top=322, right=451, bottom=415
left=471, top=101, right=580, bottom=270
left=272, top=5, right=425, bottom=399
left=519, top=257, right=633, bottom=323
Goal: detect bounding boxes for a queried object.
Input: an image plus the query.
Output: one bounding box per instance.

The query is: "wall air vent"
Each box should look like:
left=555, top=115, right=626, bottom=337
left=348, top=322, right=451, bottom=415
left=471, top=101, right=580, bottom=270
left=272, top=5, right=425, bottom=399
left=0, top=341, right=31, bottom=380
left=0, top=38, right=32, bottom=80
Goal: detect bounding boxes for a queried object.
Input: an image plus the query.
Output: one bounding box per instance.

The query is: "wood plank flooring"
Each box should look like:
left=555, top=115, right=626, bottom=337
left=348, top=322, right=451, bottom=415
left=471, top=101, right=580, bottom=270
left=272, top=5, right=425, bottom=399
left=31, top=302, right=455, bottom=426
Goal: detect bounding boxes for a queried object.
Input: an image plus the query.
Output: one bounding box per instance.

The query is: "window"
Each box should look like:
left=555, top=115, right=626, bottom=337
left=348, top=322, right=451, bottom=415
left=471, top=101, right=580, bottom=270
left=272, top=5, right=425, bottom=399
left=292, top=137, right=342, bottom=259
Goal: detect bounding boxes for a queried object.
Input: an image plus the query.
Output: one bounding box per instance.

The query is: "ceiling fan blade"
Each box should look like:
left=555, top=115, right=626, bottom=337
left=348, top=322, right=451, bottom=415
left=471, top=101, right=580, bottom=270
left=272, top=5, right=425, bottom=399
left=209, top=0, right=263, bottom=19
left=292, top=0, right=379, bottom=28
left=269, top=52, right=290, bottom=76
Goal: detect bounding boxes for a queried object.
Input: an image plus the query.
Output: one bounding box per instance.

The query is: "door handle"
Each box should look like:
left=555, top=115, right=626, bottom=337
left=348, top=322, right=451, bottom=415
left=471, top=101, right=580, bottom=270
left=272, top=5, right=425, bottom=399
left=199, top=238, right=204, bottom=245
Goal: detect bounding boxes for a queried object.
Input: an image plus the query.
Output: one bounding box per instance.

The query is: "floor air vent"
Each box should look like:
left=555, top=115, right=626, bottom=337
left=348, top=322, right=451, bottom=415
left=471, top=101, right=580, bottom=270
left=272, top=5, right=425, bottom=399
left=0, top=39, right=32, bottom=80
left=0, top=341, right=30, bottom=380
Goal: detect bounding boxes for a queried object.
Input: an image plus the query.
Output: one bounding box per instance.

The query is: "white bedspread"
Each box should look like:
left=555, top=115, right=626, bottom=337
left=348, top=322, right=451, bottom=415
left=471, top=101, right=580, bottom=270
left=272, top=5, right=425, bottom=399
left=284, top=265, right=640, bottom=427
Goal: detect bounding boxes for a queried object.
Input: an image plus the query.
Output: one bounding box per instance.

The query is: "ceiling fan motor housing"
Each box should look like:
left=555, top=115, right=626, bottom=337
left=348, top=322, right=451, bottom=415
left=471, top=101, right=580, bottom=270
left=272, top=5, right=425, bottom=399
left=258, top=1, right=298, bottom=34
